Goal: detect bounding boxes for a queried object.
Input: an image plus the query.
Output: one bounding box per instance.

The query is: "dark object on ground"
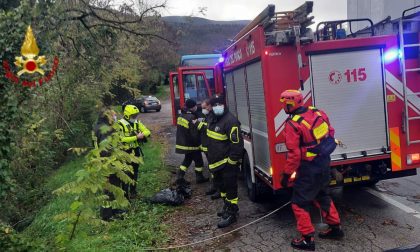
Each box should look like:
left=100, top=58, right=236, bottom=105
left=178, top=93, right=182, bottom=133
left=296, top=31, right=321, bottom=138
left=150, top=188, right=185, bottom=206
left=176, top=178, right=192, bottom=198
left=149, top=179, right=192, bottom=206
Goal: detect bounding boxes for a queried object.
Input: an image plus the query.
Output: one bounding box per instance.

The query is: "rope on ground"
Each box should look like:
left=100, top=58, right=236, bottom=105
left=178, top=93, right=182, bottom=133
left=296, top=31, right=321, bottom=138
left=140, top=201, right=291, bottom=251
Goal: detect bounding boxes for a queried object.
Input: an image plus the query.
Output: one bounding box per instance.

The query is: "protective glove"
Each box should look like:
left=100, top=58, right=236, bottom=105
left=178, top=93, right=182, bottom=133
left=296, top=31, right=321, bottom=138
left=281, top=173, right=291, bottom=188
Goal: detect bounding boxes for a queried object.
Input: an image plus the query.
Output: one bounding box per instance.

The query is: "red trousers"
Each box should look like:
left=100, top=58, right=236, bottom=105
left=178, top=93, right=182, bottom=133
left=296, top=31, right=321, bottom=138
left=291, top=157, right=340, bottom=235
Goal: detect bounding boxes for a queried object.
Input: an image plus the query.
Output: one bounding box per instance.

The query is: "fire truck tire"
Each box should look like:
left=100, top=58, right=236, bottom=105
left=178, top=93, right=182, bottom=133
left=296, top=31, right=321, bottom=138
left=242, top=152, right=260, bottom=202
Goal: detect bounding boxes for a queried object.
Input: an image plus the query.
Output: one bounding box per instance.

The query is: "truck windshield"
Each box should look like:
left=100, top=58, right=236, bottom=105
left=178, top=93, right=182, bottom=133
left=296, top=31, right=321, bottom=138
left=182, top=74, right=209, bottom=103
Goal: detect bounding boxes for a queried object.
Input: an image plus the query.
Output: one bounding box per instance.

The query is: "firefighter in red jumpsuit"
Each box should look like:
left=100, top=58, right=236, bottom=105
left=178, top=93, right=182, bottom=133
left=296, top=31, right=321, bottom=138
left=280, top=90, right=344, bottom=251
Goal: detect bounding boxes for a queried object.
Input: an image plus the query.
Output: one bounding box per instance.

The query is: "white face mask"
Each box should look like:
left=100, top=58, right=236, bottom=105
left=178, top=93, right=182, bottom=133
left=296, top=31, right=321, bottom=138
left=202, top=108, right=209, bottom=115
left=213, top=105, right=224, bottom=116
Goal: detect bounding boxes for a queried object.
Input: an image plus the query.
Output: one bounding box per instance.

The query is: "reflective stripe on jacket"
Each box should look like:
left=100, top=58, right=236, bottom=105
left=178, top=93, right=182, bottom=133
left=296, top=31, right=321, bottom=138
left=207, top=110, right=244, bottom=172
left=284, top=106, right=335, bottom=174
left=175, top=111, right=200, bottom=154
left=118, top=118, right=151, bottom=149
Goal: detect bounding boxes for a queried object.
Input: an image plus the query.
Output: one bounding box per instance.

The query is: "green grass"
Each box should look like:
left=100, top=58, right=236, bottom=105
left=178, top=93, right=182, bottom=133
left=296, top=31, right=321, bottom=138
left=20, top=140, right=173, bottom=251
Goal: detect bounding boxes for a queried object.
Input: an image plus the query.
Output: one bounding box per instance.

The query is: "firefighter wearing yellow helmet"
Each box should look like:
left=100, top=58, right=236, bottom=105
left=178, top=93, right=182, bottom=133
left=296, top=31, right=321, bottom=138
left=118, top=104, right=151, bottom=199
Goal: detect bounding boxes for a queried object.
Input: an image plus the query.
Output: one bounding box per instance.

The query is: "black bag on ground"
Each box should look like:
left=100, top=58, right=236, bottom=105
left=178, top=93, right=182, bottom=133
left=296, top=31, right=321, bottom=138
left=175, top=178, right=192, bottom=199
left=149, top=179, right=192, bottom=206
left=150, top=188, right=185, bottom=206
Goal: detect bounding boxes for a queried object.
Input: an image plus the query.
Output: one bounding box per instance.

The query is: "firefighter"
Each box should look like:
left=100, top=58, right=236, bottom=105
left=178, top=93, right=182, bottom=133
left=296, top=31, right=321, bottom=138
left=118, top=104, right=151, bottom=199
left=176, top=99, right=208, bottom=184
left=207, top=96, right=244, bottom=228
left=280, top=89, right=344, bottom=251
left=197, top=98, right=218, bottom=197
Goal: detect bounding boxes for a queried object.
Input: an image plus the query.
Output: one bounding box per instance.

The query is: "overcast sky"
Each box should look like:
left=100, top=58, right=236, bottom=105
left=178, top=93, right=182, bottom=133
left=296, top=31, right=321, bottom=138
left=161, top=0, right=347, bottom=24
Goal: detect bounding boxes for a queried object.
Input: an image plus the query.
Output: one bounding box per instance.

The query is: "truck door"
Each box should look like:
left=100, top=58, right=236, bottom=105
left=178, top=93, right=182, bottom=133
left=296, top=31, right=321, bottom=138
left=181, top=71, right=212, bottom=104
left=170, top=71, right=212, bottom=125
left=169, top=72, right=180, bottom=125
left=310, top=49, right=388, bottom=160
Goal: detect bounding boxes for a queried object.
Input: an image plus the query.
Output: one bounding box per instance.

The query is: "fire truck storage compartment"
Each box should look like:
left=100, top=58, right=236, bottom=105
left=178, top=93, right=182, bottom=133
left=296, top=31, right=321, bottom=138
left=225, top=61, right=271, bottom=175
left=246, top=62, right=271, bottom=175
left=225, top=73, right=237, bottom=118
left=310, top=48, right=389, bottom=160
left=233, top=69, right=251, bottom=132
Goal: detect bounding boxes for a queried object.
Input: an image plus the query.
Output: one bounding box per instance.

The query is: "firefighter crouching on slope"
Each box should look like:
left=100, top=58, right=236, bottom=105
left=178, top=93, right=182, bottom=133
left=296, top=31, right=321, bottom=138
left=118, top=104, right=151, bottom=199
left=176, top=99, right=209, bottom=184
left=207, top=96, right=244, bottom=228
left=280, top=90, right=344, bottom=251
left=197, top=98, right=218, bottom=198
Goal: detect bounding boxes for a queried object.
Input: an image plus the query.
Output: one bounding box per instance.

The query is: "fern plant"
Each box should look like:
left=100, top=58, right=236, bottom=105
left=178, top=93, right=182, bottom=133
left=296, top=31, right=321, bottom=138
left=53, top=122, right=143, bottom=245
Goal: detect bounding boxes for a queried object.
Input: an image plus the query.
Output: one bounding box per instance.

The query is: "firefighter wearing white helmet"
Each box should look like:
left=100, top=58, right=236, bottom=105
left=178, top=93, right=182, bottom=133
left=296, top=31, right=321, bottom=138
left=118, top=104, right=151, bottom=199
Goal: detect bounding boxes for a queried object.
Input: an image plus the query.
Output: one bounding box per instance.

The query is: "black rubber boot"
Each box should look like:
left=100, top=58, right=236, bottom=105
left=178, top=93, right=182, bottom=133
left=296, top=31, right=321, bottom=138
left=176, top=170, right=190, bottom=186
left=217, top=203, right=238, bottom=228
left=205, top=183, right=217, bottom=195
left=177, top=170, right=186, bottom=180
left=319, top=225, right=344, bottom=240
left=291, top=234, right=315, bottom=251
left=217, top=199, right=228, bottom=217
left=210, top=192, right=221, bottom=200
left=195, top=171, right=209, bottom=184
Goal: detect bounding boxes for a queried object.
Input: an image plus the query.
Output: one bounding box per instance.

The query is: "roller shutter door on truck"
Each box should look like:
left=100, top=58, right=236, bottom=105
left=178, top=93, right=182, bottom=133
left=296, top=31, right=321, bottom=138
left=310, top=49, right=388, bottom=160
left=225, top=72, right=237, bottom=117
left=246, top=62, right=271, bottom=175
left=233, top=68, right=251, bottom=132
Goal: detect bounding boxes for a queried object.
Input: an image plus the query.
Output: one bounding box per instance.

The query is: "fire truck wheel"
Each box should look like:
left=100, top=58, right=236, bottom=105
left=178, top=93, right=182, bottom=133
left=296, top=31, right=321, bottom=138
left=242, top=152, right=259, bottom=202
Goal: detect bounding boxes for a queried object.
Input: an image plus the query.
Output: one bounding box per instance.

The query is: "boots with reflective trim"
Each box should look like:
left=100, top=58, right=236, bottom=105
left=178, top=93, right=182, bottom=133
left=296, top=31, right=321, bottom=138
left=217, top=199, right=228, bottom=217
left=319, top=225, right=344, bottom=240
left=195, top=171, right=209, bottom=184
left=217, top=202, right=238, bottom=228
left=176, top=170, right=190, bottom=186
left=291, top=234, right=315, bottom=251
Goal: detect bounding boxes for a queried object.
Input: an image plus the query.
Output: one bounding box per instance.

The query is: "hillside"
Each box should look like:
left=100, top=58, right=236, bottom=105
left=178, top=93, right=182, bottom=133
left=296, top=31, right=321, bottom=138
left=163, top=16, right=248, bottom=55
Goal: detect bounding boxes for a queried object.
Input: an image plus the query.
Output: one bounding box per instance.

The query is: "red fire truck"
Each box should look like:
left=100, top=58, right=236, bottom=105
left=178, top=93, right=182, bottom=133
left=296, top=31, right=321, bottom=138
left=170, top=2, right=420, bottom=201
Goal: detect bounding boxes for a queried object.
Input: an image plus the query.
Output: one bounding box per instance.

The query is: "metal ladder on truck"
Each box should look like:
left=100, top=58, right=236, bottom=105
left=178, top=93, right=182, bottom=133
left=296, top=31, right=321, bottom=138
left=399, top=5, right=420, bottom=145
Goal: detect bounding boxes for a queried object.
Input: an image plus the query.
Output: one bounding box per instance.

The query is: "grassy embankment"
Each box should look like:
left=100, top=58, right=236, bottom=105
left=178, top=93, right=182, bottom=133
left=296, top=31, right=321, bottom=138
left=20, top=138, right=173, bottom=251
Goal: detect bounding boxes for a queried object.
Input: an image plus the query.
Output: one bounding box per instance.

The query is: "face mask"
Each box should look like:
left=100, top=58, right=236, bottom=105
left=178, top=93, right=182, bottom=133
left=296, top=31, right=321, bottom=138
left=213, top=105, right=224, bottom=116
left=202, top=109, right=209, bottom=115
left=129, top=116, right=138, bottom=123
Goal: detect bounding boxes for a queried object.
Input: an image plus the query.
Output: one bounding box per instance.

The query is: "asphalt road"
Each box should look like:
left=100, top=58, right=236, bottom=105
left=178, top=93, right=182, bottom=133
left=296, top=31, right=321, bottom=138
left=139, top=97, right=420, bottom=252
